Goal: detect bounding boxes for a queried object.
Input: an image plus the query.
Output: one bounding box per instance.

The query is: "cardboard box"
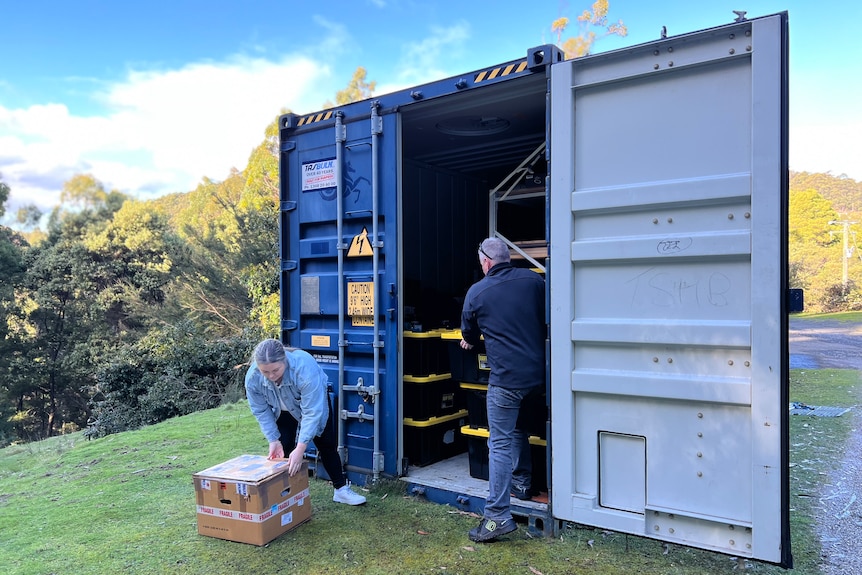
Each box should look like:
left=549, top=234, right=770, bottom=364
left=193, top=454, right=311, bottom=545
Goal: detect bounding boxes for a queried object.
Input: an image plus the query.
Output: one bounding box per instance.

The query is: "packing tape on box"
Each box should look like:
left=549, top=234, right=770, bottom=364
left=197, top=487, right=310, bottom=523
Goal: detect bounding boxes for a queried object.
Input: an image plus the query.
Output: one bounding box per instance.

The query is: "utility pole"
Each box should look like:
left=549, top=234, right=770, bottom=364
left=828, top=220, right=858, bottom=292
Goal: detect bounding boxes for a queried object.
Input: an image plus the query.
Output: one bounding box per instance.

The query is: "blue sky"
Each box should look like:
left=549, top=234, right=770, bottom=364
left=1, top=0, right=859, bottom=221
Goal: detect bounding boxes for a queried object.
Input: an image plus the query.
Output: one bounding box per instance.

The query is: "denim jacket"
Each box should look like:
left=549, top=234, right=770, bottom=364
left=245, top=348, right=329, bottom=445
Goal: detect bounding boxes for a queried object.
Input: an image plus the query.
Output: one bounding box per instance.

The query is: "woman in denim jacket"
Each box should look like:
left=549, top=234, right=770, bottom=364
left=246, top=338, right=366, bottom=505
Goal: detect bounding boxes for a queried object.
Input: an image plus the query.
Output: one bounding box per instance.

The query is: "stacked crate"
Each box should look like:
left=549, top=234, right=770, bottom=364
left=442, top=328, right=548, bottom=496
left=402, top=330, right=466, bottom=466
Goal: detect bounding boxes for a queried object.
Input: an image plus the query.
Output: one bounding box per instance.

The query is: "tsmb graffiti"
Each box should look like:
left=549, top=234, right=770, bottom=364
left=626, top=267, right=732, bottom=308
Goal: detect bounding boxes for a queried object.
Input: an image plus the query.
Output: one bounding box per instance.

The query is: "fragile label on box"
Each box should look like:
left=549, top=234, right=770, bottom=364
left=196, top=488, right=309, bottom=524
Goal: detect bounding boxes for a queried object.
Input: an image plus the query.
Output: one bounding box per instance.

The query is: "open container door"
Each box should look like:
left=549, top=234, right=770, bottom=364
left=279, top=101, right=401, bottom=483
left=549, top=13, right=790, bottom=565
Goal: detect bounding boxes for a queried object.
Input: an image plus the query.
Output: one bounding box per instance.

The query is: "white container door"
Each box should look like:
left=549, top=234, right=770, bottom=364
left=549, top=13, right=790, bottom=565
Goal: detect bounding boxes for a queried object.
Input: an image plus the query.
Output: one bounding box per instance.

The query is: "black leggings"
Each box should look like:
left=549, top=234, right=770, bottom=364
left=275, top=402, right=346, bottom=489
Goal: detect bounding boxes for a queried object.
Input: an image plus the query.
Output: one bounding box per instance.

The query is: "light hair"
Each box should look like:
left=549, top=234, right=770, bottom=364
left=479, top=237, right=511, bottom=263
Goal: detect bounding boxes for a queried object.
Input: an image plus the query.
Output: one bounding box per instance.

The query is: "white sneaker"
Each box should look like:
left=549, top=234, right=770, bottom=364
left=333, top=484, right=366, bottom=505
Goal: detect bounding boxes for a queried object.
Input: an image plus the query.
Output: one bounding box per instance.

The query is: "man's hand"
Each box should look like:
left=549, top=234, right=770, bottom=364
left=460, top=339, right=474, bottom=350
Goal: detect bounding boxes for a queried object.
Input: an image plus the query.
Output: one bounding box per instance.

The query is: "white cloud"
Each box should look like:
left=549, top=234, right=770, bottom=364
left=790, top=118, right=862, bottom=181
left=375, top=21, right=472, bottom=95
left=0, top=54, right=332, bottom=217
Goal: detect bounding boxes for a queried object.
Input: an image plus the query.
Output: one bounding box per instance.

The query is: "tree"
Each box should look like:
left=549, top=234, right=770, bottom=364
left=322, top=67, right=377, bottom=109
left=240, top=116, right=282, bottom=334
left=10, top=239, right=95, bottom=438
left=15, top=204, right=43, bottom=230
left=0, top=175, right=9, bottom=218
left=791, top=171, right=862, bottom=214
left=787, top=186, right=862, bottom=312
left=789, top=189, right=840, bottom=246
left=165, top=172, right=258, bottom=334
left=86, top=321, right=254, bottom=436
left=48, top=173, right=127, bottom=233
left=552, top=0, right=627, bottom=59
left=0, top=224, right=28, bottom=443
left=82, top=199, right=177, bottom=332
left=335, top=67, right=376, bottom=105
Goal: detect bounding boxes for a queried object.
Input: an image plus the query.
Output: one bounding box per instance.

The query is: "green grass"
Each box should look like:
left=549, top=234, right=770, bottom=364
left=1, top=370, right=859, bottom=575
left=792, top=310, right=862, bottom=322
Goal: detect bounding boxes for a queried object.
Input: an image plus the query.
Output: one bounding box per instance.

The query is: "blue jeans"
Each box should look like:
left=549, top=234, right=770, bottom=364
left=484, top=384, right=542, bottom=522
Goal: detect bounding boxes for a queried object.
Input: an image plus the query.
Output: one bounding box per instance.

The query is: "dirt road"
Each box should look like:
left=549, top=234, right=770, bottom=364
left=790, top=318, right=862, bottom=575
left=790, top=318, right=862, bottom=370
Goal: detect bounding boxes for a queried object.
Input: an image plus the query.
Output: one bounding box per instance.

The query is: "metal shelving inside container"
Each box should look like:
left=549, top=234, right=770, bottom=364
left=488, top=141, right=548, bottom=272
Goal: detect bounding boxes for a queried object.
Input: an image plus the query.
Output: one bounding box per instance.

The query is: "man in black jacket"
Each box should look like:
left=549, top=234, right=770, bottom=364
left=460, top=237, right=545, bottom=542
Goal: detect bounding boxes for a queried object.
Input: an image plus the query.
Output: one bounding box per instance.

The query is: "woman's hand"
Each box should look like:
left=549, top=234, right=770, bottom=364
left=287, top=444, right=306, bottom=476
left=268, top=440, right=284, bottom=460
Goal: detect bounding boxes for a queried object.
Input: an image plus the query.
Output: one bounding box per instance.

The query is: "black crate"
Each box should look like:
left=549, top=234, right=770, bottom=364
left=460, top=382, right=488, bottom=429
left=460, top=425, right=547, bottom=493
left=404, top=374, right=460, bottom=421
left=461, top=425, right=490, bottom=480
left=519, top=389, right=547, bottom=439
left=440, top=329, right=490, bottom=384
left=530, top=437, right=547, bottom=493
left=403, top=330, right=449, bottom=377
left=403, top=410, right=468, bottom=467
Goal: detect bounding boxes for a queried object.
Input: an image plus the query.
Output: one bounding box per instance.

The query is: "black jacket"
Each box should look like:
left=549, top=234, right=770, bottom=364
left=460, top=262, right=545, bottom=389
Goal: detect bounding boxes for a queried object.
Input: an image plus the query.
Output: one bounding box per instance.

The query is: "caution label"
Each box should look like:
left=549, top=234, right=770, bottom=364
left=347, top=281, right=374, bottom=318
left=347, top=228, right=373, bottom=257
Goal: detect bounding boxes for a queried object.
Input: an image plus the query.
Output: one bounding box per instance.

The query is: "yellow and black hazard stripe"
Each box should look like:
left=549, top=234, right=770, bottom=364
left=474, top=59, right=529, bottom=84
left=297, top=110, right=334, bottom=126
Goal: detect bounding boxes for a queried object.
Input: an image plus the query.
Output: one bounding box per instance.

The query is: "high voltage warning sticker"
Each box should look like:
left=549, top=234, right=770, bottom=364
left=348, top=228, right=373, bottom=257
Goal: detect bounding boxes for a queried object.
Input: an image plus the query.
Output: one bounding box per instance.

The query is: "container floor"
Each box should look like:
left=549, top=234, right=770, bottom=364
left=401, top=452, right=549, bottom=513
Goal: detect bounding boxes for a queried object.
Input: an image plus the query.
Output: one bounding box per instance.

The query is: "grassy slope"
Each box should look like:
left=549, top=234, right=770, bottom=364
left=792, top=311, right=862, bottom=322
left=1, top=368, right=859, bottom=575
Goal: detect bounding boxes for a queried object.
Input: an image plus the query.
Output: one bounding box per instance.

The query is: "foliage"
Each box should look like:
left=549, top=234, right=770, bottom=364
left=85, top=322, right=256, bottom=437
left=14, top=203, right=43, bottom=229
left=0, top=224, right=28, bottom=444
left=339, top=67, right=376, bottom=104
left=0, top=67, right=381, bottom=446
left=788, top=188, right=839, bottom=246
left=791, top=170, right=862, bottom=214
left=552, top=0, right=627, bottom=59
left=166, top=169, right=271, bottom=335
left=324, top=67, right=377, bottom=108
left=0, top=175, right=8, bottom=218
left=788, top=178, right=862, bottom=312
left=0, top=127, right=280, bottom=444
